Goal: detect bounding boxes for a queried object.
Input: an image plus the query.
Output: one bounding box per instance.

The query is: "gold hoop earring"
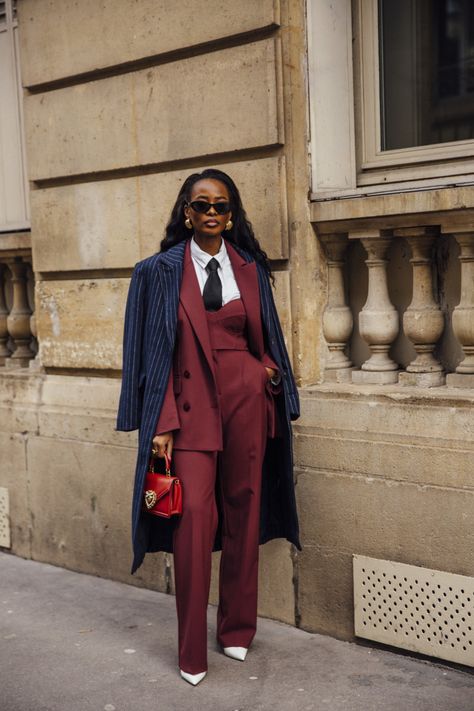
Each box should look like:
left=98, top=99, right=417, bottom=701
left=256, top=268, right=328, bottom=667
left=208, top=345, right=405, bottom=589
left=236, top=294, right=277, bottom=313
left=185, top=218, right=192, bottom=230
left=225, top=220, right=233, bottom=231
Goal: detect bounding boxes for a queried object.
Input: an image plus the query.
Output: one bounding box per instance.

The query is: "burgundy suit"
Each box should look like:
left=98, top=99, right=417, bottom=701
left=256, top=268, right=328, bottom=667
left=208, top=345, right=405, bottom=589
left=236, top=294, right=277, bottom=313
left=154, top=239, right=280, bottom=674
left=155, top=239, right=280, bottom=444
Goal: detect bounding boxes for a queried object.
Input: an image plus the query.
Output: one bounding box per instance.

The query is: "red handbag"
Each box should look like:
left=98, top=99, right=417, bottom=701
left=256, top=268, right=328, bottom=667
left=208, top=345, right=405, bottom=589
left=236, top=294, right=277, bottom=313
left=142, top=452, right=182, bottom=518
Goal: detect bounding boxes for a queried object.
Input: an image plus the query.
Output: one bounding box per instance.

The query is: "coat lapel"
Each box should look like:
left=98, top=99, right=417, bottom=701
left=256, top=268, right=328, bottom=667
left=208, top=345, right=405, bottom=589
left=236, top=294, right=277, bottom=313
left=225, top=239, right=264, bottom=358
left=179, top=239, right=216, bottom=376
left=156, top=237, right=264, bottom=372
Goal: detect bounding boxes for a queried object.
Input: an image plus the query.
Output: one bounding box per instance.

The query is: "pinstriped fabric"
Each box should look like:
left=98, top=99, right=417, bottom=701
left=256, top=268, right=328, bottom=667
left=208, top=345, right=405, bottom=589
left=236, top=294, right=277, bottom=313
left=116, top=239, right=301, bottom=575
left=254, top=259, right=300, bottom=420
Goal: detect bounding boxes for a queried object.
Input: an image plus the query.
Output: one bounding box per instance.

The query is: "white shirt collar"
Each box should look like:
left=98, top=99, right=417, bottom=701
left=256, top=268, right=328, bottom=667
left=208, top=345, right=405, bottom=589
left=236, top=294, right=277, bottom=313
left=190, top=236, right=227, bottom=270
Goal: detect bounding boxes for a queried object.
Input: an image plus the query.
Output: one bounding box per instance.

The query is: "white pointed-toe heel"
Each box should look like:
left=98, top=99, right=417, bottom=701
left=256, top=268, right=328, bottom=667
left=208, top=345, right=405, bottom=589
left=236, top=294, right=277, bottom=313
left=179, top=669, right=207, bottom=685
left=223, top=646, right=248, bottom=661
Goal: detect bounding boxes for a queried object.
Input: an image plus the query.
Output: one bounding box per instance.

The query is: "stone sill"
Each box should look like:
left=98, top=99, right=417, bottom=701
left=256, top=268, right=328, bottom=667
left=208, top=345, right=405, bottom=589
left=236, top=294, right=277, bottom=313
left=301, top=381, right=474, bottom=407
left=0, top=231, right=32, bottom=258
left=309, top=184, right=474, bottom=232
left=0, top=230, right=31, bottom=257
left=1, top=368, right=473, bottom=411
left=0, top=365, right=43, bottom=378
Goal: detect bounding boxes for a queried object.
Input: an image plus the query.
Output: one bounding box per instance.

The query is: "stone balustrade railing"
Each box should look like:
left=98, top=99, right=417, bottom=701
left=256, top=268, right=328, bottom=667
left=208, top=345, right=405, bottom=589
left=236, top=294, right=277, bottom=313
left=0, top=255, right=37, bottom=369
left=319, top=225, right=474, bottom=388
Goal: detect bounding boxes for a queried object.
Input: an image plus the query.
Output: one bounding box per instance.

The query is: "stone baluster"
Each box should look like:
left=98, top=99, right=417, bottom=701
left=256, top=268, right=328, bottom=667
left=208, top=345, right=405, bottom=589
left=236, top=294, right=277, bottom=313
left=442, top=227, right=474, bottom=387
left=0, top=263, right=10, bottom=365
left=351, top=231, right=400, bottom=384
left=320, top=233, right=354, bottom=381
left=396, top=228, right=445, bottom=387
left=5, top=258, right=33, bottom=367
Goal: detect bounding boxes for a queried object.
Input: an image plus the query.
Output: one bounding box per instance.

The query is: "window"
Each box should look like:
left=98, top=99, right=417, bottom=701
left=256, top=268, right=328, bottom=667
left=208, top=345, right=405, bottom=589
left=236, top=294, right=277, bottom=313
left=379, top=0, right=474, bottom=151
left=0, top=0, right=29, bottom=231
left=355, top=0, right=474, bottom=184
left=307, top=0, right=474, bottom=196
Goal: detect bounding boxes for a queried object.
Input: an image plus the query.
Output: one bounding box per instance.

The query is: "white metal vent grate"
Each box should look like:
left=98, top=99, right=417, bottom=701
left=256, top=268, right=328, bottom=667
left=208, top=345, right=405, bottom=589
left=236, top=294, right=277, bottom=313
left=0, top=487, right=11, bottom=548
left=353, top=555, right=474, bottom=668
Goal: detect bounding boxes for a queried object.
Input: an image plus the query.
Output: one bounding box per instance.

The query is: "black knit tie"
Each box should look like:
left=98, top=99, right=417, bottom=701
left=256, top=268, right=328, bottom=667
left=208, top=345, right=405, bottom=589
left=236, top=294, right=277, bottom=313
left=203, top=257, right=222, bottom=311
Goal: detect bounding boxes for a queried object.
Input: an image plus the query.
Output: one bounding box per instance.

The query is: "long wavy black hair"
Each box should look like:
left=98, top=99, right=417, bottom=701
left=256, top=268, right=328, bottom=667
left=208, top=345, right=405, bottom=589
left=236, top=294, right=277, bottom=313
left=159, top=168, right=273, bottom=281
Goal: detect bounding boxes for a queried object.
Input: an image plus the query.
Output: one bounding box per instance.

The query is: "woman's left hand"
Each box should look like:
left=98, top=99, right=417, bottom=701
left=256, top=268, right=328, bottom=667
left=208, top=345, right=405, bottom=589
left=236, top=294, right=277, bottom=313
left=265, top=367, right=276, bottom=381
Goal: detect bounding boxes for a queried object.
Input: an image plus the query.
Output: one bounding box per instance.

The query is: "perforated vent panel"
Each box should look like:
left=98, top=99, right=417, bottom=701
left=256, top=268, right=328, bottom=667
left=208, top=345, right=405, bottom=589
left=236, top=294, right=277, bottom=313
left=353, top=555, right=474, bottom=668
left=0, top=487, right=11, bottom=548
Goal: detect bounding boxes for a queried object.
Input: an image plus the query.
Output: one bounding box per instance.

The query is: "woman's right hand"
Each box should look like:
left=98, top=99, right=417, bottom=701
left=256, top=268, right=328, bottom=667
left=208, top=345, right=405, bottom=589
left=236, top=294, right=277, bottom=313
left=152, top=432, right=173, bottom=459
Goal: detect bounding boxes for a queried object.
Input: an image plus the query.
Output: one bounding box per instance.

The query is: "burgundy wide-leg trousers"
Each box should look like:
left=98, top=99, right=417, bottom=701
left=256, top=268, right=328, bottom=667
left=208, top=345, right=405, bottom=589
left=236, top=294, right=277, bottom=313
left=171, top=304, right=269, bottom=674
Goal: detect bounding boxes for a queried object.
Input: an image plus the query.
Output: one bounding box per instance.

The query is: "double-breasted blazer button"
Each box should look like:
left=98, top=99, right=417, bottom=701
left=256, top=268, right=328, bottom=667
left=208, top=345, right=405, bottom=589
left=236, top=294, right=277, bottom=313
left=183, top=370, right=190, bottom=378
left=183, top=402, right=191, bottom=412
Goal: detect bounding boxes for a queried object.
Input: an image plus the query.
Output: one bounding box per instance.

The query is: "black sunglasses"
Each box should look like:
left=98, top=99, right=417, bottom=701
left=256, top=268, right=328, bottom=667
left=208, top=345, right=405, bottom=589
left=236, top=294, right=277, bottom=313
left=187, top=200, right=231, bottom=215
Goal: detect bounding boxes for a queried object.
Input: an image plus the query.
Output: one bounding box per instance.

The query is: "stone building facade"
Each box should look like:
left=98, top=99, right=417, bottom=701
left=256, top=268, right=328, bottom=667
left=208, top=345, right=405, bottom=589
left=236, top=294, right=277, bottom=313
left=0, top=0, right=472, bottom=653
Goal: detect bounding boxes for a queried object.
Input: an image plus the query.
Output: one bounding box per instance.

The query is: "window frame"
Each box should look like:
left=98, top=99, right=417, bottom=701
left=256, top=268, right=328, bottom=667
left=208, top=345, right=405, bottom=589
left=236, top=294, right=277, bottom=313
left=0, top=0, right=30, bottom=233
left=307, top=0, right=474, bottom=199
left=354, top=0, right=474, bottom=184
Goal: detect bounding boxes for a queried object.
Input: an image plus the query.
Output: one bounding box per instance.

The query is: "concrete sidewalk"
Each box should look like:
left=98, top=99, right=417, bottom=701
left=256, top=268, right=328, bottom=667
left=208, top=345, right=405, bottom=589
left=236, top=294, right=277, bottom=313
left=0, top=552, right=472, bottom=711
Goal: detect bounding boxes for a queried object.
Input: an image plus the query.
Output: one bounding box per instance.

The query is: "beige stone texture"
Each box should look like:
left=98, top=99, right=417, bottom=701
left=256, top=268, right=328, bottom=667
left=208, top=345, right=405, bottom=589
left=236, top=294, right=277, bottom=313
left=0, top=371, right=43, bottom=559
left=272, top=270, right=293, bottom=362
left=208, top=539, right=296, bottom=625
left=31, top=374, right=171, bottom=592
left=25, top=38, right=283, bottom=182
left=19, top=0, right=279, bottom=87
left=296, top=467, right=474, bottom=638
left=0, top=431, right=30, bottom=558
left=297, top=545, right=354, bottom=640
left=277, top=0, right=326, bottom=385
left=0, top=231, right=31, bottom=257
left=34, top=268, right=292, bottom=373
left=311, top=188, right=474, bottom=232
left=0, top=371, right=296, bottom=615
left=446, top=372, right=474, bottom=388
left=352, top=369, right=399, bottom=384
left=294, top=387, right=474, bottom=637
left=398, top=371, right=446, bottom=387
left=298, top=384, right=474, bottom=448
left=0, top=370, right=43, bottom=434
left=36, top=278, right=129, bottom=370
left=256, top=539, right=296, bottom=623
left=26, top=435, right=168, bottom=588
left=295, top=427, right=474, bottom=491
left=30, top=156, right=289, bottom=272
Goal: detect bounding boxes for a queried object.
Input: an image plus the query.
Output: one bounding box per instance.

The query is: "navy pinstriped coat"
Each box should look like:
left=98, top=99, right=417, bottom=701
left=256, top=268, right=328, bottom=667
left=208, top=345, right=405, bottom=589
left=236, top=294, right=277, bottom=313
left=116, top=238, right=302, bottom=575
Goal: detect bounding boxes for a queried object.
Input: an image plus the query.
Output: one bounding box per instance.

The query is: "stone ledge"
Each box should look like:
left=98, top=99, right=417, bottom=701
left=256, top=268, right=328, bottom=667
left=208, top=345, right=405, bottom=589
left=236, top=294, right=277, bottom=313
left=0, top=231, right=32, bottom=257
left=301, top=381, right=474, bottom=406
left=310, top=186, right=474, bottom=231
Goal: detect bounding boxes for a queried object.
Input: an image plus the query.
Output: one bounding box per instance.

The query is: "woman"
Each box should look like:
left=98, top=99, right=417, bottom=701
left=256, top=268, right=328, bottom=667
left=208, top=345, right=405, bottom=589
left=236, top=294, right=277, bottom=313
left=116, top=168, right=301, bottom=686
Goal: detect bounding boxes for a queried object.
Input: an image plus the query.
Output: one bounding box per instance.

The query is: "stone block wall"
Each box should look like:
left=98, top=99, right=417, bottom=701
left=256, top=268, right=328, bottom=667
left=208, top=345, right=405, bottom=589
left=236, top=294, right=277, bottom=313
left=0, top=0, right=318, bottom=630
left=1, top=0, right=472, bottom=650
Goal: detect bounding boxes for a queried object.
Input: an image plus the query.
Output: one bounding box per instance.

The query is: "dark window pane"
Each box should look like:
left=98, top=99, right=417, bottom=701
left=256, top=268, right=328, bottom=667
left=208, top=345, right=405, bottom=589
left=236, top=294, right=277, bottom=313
left=379, top=0, right=474, bottom=150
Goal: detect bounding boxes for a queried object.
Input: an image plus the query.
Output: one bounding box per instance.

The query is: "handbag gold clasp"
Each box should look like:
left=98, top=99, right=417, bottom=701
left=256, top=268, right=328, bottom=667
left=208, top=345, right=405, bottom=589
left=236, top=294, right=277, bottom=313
left=144, top=490, right=157, bottom=509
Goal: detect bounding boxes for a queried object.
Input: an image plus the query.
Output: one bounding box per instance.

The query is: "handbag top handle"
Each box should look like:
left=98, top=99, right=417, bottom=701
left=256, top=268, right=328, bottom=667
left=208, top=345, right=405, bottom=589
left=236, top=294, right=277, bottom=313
left=150, top=451, right=172, bottom=476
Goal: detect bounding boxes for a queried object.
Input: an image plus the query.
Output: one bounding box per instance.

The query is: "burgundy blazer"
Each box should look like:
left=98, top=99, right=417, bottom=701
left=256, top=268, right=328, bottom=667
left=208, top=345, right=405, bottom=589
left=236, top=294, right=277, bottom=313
left=155, top=239, right=280, bottom=449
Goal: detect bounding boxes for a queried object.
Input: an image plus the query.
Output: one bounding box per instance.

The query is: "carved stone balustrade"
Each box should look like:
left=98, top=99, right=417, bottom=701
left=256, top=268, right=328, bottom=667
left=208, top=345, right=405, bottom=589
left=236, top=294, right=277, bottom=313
left=442, top=226, right=474, bottom=387
left=0, top=255, right=35, bottom=368
left=396, top=227, right=445, bottom=387
left=0, top=263, right=9, bottom=365
left=351, top=231, right=400, bottom=384
left=319, top=233, right=354, bottom=382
